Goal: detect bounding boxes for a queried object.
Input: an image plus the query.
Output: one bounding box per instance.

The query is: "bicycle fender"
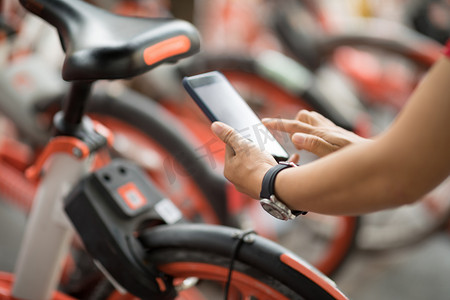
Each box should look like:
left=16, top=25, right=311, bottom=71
left=140, top=223, right=348, bottom=300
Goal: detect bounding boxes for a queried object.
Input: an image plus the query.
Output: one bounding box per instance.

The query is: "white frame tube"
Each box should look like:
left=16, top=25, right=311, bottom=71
left=12, top=153, right=91, bottom=300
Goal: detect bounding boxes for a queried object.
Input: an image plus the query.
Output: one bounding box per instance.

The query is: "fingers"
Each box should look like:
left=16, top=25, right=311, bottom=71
left=263, top=110, right=337, bottom=137
left=296, top=109, right=336, bottom=127
left=262, top=118, right=313, bottom=135
left=292, top=133, right=339, bottom=157
left=262, top=116, right=335, bottom=157
left=287, top=153, right=300, bottom=164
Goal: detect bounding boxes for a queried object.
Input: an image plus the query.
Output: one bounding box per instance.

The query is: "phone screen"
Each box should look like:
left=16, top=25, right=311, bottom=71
left=183, top=71, right=289, bottom=161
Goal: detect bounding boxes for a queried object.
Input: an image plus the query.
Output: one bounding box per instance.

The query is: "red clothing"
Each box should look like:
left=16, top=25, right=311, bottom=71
left=444, top=40, right=450, bottom=58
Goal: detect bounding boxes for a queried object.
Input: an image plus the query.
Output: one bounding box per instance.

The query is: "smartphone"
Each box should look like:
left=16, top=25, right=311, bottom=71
left=182, top=71, right=290, bottom=162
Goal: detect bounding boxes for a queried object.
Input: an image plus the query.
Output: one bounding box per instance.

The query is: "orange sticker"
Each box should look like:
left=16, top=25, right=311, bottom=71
left=117, top=182, right=147, bottom=210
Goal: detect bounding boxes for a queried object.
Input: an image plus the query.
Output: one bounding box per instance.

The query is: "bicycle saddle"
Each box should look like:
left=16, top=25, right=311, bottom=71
left=19, top=0, right=200, bottom=81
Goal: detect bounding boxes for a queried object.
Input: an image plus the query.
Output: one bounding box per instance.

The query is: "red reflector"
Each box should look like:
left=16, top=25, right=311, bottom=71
left=143, top=35, right=191, bottom=66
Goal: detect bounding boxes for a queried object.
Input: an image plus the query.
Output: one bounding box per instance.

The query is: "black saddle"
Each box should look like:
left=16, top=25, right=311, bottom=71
left=20, top=0, right=201, bottom=81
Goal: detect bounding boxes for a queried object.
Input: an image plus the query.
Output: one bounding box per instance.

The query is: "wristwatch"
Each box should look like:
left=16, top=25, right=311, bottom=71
left=259, top=162, right=308, bottom=221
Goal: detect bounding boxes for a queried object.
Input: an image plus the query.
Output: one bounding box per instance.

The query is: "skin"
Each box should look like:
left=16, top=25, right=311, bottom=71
left=263, top=109, right=371, bottom=157
left=211, top=56, right=450, bottom=216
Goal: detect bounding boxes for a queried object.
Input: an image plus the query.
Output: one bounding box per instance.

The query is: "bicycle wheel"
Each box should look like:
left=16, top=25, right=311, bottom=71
left=177, top=54, right=313, bottom=119
left=103, top=224, right=348, bottom=300
left=0, top=272, right=75, bottom=300
left=168, top=55, right=315, bottom=166
left=274, top=2, right=442, bottom=72
left=87, top=86, right=230, bottom=225
left=272, top=1, right=442, bottom=130
left=33, top=84, right=228, bottom=225
left=356, top=177, right=450, bottom=251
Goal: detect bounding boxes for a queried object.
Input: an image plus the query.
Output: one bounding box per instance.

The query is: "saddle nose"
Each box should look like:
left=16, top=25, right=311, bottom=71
left=20, top=0, right=201, bottom=81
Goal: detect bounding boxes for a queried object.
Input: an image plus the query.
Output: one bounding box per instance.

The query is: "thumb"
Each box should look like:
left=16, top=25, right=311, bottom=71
left=211, top=122, right=248, bottom=150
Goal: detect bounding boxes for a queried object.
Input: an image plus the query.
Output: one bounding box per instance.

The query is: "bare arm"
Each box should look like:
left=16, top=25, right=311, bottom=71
left=212, top=57, right=450, bottom=215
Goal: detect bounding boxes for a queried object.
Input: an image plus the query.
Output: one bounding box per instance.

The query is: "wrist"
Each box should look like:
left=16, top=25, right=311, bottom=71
left=253, top=164, right=276, bottom=199
left=273, top=166, right=291, bottom=206
left=259, top=162, right=307, bottom=220
left=259, top=162, right=296, bottom=199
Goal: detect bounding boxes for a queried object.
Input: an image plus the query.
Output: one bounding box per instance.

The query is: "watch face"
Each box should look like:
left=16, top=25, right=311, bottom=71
left=260, top=198, right=292, bottom=221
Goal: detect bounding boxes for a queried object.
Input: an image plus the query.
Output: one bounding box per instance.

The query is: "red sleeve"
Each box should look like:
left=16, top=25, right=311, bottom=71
left=444, top=39, right=450, bottom=58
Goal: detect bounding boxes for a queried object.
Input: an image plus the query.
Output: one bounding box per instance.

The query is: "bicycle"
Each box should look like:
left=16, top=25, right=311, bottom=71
left=0, top=0, right=359, bottom=278
left=0, top=1, right=349, bottom=299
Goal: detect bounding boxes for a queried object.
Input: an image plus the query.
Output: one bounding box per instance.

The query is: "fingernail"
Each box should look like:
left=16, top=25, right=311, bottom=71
left=292, top=133, right=305, bottom=145
left=261, top=118, right=270, bottom=123
left=211, top=122, right=225, bottom=135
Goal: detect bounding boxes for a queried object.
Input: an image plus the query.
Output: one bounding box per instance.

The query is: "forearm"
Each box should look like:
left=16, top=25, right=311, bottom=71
left=275, top=57, right=450, bottom=215
left=275, top=142, right=407, bottom=215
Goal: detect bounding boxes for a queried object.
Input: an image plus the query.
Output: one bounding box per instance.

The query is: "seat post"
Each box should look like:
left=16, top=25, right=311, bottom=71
left=62, top=81, right=92, bottom=127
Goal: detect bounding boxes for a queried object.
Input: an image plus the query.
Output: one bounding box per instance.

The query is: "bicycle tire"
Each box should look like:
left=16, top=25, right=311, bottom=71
left=103, top=224, right=348, bottom=300
left=33, top=85, right=229, bottom=225
left=356, top=177, right=450, bottom=251
left=273, top=2, right=442, bottom=70
left=318, top=38, right=434, bottom=118
left=272, top=3, right=440, bottom=122
left=318, top=34, right=440, bottom=69
left=176, top=54, right=355, bottom=130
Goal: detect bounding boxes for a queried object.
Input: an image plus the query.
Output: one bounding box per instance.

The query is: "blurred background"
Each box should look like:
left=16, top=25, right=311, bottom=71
left=1, top=0, right=449, bottom=299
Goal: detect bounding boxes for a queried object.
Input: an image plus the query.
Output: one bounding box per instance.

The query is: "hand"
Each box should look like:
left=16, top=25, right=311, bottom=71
left=211, top=122, right=277, bottom=199
left=263, top=110, right=370, bottom=157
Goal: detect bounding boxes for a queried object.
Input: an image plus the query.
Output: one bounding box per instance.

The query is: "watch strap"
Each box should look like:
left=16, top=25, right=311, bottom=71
left=260, top=162, right=307, bottom=217
left=260, top=163, right=293, bottom=199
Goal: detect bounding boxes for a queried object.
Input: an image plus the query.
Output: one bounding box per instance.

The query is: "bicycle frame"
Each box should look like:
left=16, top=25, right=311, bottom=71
left=13, top=153, right=91, bottom=300
left=10, top=73, right=107, bottom=299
